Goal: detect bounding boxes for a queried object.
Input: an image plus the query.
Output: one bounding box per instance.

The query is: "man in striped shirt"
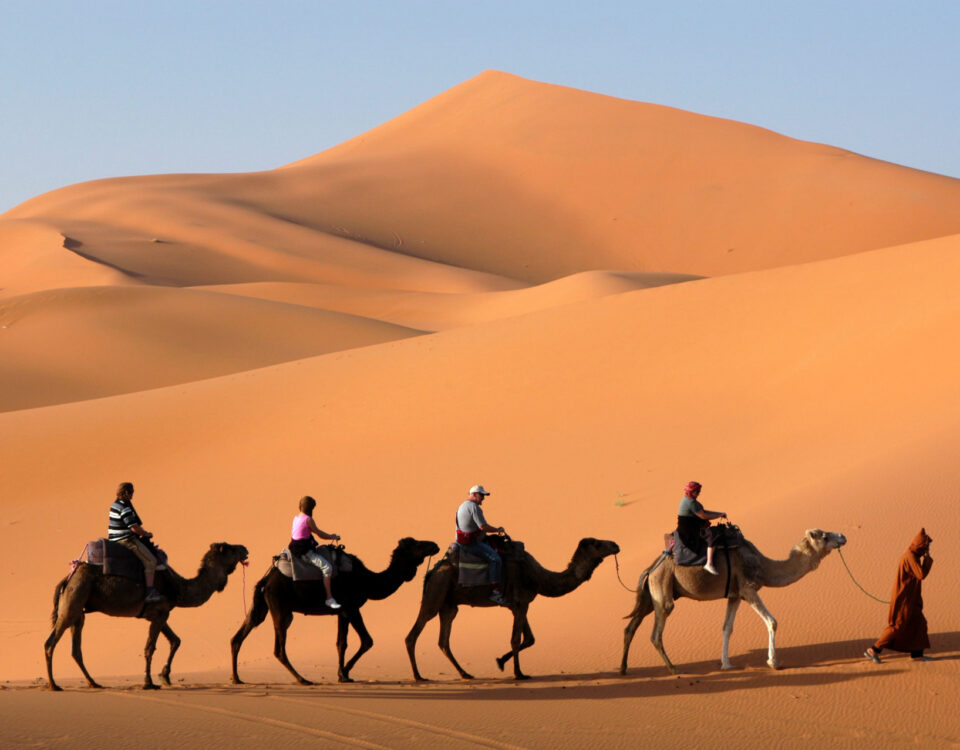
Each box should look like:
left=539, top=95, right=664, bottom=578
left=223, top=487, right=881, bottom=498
left=109, top=482, right=164, bottom=603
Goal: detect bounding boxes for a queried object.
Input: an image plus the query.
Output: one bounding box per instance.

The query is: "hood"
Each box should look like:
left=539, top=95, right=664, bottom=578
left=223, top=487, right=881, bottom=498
left=909, top=528, right=933, bottom=555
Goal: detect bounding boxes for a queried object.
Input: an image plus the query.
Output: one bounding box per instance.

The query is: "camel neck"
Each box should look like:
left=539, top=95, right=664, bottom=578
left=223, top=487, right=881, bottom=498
left=532, top=553, right=601, bottom=598
left=167, top=561, right=228, bottom=607
left=757, top=545, right=822, bottom=588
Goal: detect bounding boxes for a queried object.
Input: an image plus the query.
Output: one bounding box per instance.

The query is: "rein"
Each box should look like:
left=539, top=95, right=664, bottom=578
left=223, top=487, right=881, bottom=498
left=239, top=559, right=249, bottom=618
left=66, top=542, right=89, bottom=583
left=613, top=554, right=639, bottom=593
left=837, top=547, right=889, bottom=604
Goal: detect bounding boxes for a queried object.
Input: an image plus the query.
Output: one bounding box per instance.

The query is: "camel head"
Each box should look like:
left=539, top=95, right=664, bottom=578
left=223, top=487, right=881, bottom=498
left=394, top=538, right=441, bottom=580
left=575, top=537, right=621, bottom=563
left=802, top=529, right=846, bottom=560
left=204, top=542, right=249, bottom=578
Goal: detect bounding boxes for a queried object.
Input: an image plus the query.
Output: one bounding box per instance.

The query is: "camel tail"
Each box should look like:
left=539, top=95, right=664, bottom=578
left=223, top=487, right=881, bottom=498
left=51, top=577, right=69, bottom=626
left=245, top=575, right=270, bottom=627
left=623, top=552, right=663, bottom=620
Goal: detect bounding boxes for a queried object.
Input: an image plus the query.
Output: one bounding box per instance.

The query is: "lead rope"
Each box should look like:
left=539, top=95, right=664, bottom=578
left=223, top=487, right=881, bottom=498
left=66, top=543, right=89, bottom=583
left=614, top=554, right=638, bottom=593
left=239, top=560, right=249, bottom=619
left=837, top=547, right=889, bottom=604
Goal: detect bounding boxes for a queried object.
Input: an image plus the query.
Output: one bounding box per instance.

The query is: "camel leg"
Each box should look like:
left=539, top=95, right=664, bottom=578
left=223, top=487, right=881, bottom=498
left=496, top=619, right=534, bottom=672
left=142, top=617, right=165, bottom=689
left=336, top=614, right=349, bottom=682
left=507, top=604, right=531, bottom=680
left=405, top=600, right=442, bottom=682
left=620, top=583, right=654, bottom=675
left=437, top=605, right=474, bottom=680
left=272, top=609, right=312, bottom=685
left=230, top=583, right=270, bottom=684
left=650, top=597, right=678, bottom=675
left=720, top=598, right=741, bottom=670
left=340, top=610, right=374, bottom=682
left=44, top=615, right=73, bottom=691
left=158, top=623, right=181, bottom=686
left=69, top=613, right=103, bottom=689
left=742, top=588, right=778, bottom=668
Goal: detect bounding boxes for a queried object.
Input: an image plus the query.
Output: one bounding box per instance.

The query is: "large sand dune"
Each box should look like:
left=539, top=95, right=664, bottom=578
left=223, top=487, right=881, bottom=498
left=1, top=71, right=958, bottom=748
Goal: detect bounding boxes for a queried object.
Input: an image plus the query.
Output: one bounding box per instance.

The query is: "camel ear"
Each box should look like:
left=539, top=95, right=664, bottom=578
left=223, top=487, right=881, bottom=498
left=807, top=529, right=823, bottom=540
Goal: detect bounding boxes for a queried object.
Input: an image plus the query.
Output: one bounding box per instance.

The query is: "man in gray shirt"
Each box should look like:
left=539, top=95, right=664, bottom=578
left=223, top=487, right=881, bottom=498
left=456, top=484, right=508, bottom=605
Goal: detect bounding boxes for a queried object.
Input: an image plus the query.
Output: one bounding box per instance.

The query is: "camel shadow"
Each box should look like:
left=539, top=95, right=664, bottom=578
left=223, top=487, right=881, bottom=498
left=743, top=630, right=960, bottom=666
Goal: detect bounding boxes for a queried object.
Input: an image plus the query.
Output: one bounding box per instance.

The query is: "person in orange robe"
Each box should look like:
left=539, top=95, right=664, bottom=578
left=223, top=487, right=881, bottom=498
left=864, top=529, right=933, bottom=663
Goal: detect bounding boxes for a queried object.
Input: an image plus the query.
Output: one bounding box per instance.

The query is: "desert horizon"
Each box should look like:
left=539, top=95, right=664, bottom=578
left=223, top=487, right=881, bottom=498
left=2, top=70, right=958, bottom=748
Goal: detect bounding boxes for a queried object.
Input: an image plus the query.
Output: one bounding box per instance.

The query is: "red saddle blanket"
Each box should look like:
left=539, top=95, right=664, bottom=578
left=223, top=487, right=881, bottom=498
left=84, top=538, right=168, bottom=581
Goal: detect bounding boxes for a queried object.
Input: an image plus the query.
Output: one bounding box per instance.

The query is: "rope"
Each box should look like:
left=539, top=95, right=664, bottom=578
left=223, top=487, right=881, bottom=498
left=239, top=560, right=249, bottom=619
left=613, top=554, right=639, bottom=593
left=837, top=547, right=889, bottom=604
left=66, top=543, right=89, bottom=583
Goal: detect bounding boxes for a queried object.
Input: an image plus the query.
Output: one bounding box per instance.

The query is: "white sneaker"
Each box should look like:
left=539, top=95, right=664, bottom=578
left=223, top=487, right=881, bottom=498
left=325, top=598, right=341, bottom=609
left=703, top=563, right=719, bottom=575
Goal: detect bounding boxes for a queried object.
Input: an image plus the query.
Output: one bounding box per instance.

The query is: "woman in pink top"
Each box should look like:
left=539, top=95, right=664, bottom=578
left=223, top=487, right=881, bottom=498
left=290, top=495, right=341, bottom=609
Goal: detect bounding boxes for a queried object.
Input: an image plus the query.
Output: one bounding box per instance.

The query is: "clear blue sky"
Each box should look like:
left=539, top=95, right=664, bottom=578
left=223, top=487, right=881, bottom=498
left=2, top=1, right=958, bottom=213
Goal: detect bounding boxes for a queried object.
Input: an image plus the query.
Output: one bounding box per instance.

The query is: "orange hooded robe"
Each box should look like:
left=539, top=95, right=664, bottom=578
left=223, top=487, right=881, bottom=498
left=874, top=529, right=933, bottom=652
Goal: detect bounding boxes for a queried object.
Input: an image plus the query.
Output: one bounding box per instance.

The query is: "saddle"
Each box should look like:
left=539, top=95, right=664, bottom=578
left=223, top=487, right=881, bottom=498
left=83, top=538, right=169, bottom=582
left=274, top=544, right=353, bottom=581
left=667, top=523, right=744, bottom=566
left=446, top=535, right=525, bottom=587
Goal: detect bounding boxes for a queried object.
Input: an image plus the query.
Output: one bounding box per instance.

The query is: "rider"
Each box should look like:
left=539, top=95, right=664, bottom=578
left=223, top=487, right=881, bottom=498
left=289, top=495, right=341, bottom=609
left=108, top=482, right=165, bottom=603
left=456, top=484, right=508, bottom=605
left=677, top=481, right=727, bottom=575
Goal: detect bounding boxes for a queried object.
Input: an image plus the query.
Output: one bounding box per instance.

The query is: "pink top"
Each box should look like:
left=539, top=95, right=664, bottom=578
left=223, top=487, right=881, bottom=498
left=291, top=513, right=312, bottom=541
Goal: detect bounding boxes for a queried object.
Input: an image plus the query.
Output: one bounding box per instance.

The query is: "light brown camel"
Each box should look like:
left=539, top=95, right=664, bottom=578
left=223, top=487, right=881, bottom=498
left=45, top=542, right=249, bottom=690
left=620, top=528, right=846, bottom=674
left=406, top=537, right=620, bottom=680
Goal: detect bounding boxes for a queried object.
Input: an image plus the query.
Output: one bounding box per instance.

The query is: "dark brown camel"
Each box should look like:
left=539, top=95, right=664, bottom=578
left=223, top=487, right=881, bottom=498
left=405, top=536, right=620, bottom=681
left=231, top=537, right=440, bottom=684
left=45, top=541, right=249, bottom=690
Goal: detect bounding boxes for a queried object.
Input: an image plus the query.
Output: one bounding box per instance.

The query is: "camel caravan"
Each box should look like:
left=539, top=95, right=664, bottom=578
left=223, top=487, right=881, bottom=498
left=45, top=481, right=847, bottom=690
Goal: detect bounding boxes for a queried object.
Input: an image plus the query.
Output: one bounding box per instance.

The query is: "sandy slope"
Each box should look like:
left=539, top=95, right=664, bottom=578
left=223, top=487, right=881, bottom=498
left=1, top=72, right=959, bottom=747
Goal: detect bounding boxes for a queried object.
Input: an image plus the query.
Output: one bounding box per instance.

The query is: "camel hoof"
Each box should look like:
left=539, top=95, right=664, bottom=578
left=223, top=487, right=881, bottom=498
left=50, top=684, right=63, bottom=692
left=495, top=658, right=506, bottom=672
left=413, top=677, right=430, bottom=683
left=721, top=663, right=735, bottom=671
left=231, top=678, right=244, bottom=685
left=297, top=679, right=314, bottom=686
left=338, top=676, right=354, bottom=684
left=767, top=660, right=780, bottom=670
left=142, top=683, right=161, bottom=691
left=460, top=673, right=475, bottom=680
left=515, top=674, right=531, bottom=681
left=88, top=682, right=104, bottom=689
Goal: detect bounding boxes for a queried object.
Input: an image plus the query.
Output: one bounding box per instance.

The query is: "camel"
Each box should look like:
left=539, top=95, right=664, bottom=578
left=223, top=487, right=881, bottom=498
left=45, top=541, right=249, bottom=691
left=231, top=537, right=440, bottom=684
left=406, top=536, right=620, bottom=681
left=620, top=528, right=846, bottom=674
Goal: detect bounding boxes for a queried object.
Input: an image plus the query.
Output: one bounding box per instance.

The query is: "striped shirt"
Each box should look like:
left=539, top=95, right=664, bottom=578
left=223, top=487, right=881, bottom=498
left=108, top=498, right=142, bottom=540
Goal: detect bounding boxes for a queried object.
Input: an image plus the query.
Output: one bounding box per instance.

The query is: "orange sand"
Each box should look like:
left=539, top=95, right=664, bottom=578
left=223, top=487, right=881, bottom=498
left=1, top=71, right=958, bottom=748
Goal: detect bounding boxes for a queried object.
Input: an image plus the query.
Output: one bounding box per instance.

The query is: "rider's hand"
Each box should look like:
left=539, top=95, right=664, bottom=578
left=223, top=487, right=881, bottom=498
left=143, top=531, right=154, bottom=539
left=498, top=527, right=505, bottom=534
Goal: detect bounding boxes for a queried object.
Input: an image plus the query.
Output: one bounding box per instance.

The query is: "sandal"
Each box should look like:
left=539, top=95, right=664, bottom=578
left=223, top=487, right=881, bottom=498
left=864, top=649, right=881, bottom=664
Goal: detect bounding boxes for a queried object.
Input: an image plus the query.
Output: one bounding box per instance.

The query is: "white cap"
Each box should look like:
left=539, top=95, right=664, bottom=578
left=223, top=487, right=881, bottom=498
left=469, top=484, right=490, bottom=496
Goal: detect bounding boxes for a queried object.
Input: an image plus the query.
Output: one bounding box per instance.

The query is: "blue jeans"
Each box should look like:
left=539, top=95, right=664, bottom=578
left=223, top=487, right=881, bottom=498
left=460, top=539, right=502, bottom=584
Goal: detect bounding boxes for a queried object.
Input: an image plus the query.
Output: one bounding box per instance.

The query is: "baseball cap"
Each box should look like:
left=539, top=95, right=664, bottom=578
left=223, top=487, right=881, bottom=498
left=469, top=485, right=491, bottom=496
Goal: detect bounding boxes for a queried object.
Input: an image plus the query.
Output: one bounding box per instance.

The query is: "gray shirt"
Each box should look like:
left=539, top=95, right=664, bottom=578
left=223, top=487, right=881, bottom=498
left=678, top=495, right=704, bottom=518
left=457, top=500, right=488, bottom=533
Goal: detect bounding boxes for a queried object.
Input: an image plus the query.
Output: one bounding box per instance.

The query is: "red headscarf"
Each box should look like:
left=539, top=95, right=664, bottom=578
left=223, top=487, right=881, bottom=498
left=685, top=481, right=702, bottom=496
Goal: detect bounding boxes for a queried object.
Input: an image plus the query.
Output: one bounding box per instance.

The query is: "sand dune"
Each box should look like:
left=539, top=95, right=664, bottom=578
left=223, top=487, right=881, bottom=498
left=195, top=270, right=701, bottom=331
left=2, top=72, right=959, bottom=747
left=0, top=285, right=421, bottom=411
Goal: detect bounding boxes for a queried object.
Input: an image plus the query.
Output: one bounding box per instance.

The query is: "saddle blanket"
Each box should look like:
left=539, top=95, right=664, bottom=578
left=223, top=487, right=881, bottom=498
left=275, top=545, right=352, bottom=581
left=670, top=524, right=744, bottom=567
left=446, top=538, right=525, bottom=587
left=84, top=538, right=168, bottom=582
